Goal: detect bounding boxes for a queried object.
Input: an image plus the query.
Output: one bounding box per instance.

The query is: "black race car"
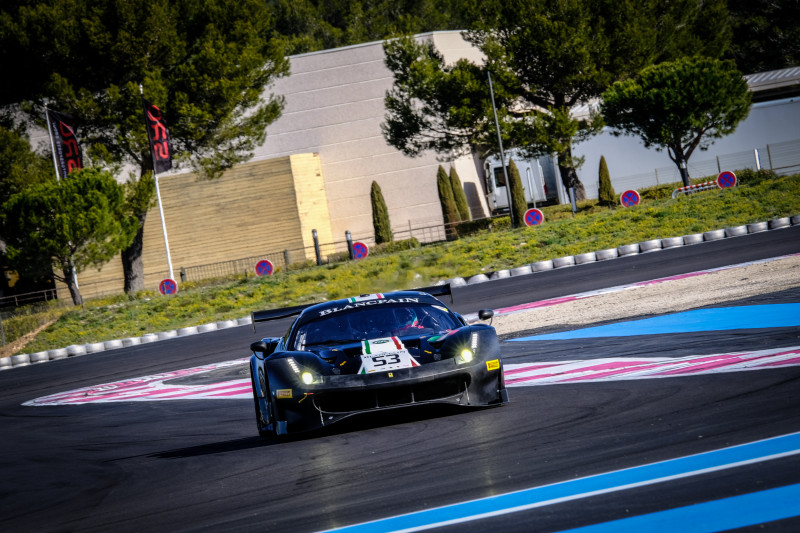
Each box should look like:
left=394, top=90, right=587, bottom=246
left=248, top=285, right=508, bottom=437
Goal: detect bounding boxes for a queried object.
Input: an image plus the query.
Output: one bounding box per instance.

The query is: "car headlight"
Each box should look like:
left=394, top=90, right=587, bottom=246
left=301, top=371, right=315, bottom=385
left=456, top=348, right=474, bottom=364
left=455, top=333, right=479, bottom=364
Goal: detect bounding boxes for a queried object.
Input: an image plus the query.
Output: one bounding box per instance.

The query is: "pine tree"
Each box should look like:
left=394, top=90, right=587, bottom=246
left=598, top=155, right=616, bottom=206
left=436, top=165, right=460, bottom=225
left=449, top=165, right=471, bottom=221
left=370, top=180, right=393, bottom=244
left=508, top=159, right=527, bottom=228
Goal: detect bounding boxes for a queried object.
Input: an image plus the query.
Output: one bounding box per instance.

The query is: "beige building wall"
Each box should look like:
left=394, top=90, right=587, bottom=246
left=250, top=31, right=490, bottom=246
left=66, top=154, right=332, bottom=299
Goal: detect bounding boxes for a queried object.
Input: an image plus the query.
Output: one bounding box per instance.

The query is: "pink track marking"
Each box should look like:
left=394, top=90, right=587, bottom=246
left=505, top=346, right=800, bottom=386
left=503, top=363, right=565, bottom=375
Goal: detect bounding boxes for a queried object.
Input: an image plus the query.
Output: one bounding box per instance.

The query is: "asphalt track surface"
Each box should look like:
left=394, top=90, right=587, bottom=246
left=1, top=226, right=799, bottom=532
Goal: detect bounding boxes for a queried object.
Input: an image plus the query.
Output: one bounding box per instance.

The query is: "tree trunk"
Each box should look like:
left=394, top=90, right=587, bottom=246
left=122, top=209, right=148, bottom=295
left=668, top=145, right=691, bottom=187
left=62, top=260, right=83, bottom=307
left=556, top=145, right=586, bottom=201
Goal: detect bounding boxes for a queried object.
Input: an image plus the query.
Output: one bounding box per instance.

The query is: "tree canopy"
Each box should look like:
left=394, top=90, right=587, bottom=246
left=0, top=0, right=290, bottom=293
left=600, top=57, right=752, bottom=186
left=1, top=168, right=136, bottom=305
left=382, top=0, right=731, bottom=200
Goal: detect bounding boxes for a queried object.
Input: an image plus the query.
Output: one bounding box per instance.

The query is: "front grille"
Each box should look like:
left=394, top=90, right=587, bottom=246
left=314, top=376, right=469, bottom=414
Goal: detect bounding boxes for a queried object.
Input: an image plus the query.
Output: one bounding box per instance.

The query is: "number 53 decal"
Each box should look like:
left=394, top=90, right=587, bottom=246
left=359, top=350, right=420, bottom=373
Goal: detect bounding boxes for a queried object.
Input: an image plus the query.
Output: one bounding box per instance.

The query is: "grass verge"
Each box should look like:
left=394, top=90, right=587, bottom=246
left=11, top=170, right=800, bottom=355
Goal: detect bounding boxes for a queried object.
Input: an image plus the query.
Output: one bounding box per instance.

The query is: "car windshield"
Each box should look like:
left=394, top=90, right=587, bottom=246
left=293, top=304, right=461, bottom=350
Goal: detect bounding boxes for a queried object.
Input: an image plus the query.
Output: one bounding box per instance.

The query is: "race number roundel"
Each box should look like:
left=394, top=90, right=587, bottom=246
left=352, top=242, right=369, bottom=260
left=524, top=208, right=545, bottom=226
left=159, top=278, right=178, bottom=295
left=717, top=171, right=737, bottom=189
left=620, top=189, right=641, bottom=208
left=255, top=259, right=274, bottom=276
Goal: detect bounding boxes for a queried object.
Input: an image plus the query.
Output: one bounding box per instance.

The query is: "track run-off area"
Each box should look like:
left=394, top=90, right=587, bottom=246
left=1, top=226, right=799, bottom=532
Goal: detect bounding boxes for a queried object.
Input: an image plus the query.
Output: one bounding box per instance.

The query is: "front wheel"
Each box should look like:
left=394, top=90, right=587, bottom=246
left=250, top=371, right=273, bottom=439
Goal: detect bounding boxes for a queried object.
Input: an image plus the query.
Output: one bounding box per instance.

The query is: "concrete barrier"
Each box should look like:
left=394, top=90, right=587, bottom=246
left=703, top=229, right=726, bottom=241
left=638, top=239, right=662, bottom=252
left=747, top=222, right=769, bottom=233
left=725, top=225, right=748, bottom=237
left=661, top=237, right=684, bottom=248
left=617, top=244, right=639, bottom=256
left=552, top=256, right=576, bottom=268
left=574, top=252, right=597, bottom=265
left=510, top=265, right=533, bottom=276
left=596, top=248, right=619, bottom=261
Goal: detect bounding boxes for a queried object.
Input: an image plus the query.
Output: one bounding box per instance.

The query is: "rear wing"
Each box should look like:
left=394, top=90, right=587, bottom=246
left=251, top=303, right=312, bottom=333
left=412, top=283, right=453, bottom=304
left=250, top=283, right=453, bottom=333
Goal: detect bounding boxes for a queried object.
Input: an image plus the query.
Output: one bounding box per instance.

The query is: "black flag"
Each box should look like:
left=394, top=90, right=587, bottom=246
left=142, top=99, right=173, bottom=173
left=46, top=109, right=83, bottom=180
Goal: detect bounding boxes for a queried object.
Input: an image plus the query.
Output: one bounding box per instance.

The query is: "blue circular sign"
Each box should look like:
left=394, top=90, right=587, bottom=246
left=717, top=171, right=737, bottom=189
left=159, top=278, right=178, bottom=295
left=620, top=189, right=641, bottom=208
left=255, top=259, right=274, bottom=276
left=524, top=208, right=544, bottom=226
left=352, top=242, right=369, bottom=260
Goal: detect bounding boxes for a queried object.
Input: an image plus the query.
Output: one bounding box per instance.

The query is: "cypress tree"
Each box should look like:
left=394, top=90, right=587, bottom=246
left=449, top=165, right=471, bottom=221
left=436, top=165, right=460, bottom=225
left=370, top=181, right=393, bottom=244
left=598, top=155, right=616, bottom=206
left=508, top=159, right=527, bottom=228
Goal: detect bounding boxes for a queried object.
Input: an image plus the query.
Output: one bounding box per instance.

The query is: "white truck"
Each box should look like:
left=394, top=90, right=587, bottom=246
left=483, top=150, right=561, bottom=214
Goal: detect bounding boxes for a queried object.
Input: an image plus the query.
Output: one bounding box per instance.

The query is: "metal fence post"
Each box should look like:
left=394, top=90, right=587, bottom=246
left=767, top=144, right=773, bottom=169
left=312, top=229, right=322, bottom=266
left=345, top=230, right=354, bottom=260
left=754, top=148, right=761, bottom=170
left=283, top=249, right=290, bottom=268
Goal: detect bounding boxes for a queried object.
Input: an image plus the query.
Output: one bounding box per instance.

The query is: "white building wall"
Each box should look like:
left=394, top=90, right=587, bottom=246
left=573, top=96, right=800, bottom=197
left=252, top=31, right=490, bottom=246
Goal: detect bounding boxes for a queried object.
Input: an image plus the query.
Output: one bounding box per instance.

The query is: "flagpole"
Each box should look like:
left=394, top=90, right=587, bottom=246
left=44, top=106, right=61, bottom=183
left=140, top=84, right=175, bottom=282
left=44, top=104, right=80, bottom=292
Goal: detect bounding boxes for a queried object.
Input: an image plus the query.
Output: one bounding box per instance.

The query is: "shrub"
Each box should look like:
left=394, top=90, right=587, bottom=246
left=449, top=166, right=471, bottom=221
left=373, top=237, right=420, bottom=255
left=598, top=155, right=616, bottom=206
left=733, top=168, right=779, bottom=186
left=508, top=159, right=527, bottom=227
left=436, top=165, right=460, bottom=225
left=370, top=181, right=393, bottom=244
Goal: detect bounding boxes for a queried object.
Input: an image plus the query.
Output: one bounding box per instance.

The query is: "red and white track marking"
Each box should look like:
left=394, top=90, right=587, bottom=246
left=24, top=346, right=800, bottom=406
left=23, top=358, right=253, bottom=406
left=505, top=346, right=800, bottom=387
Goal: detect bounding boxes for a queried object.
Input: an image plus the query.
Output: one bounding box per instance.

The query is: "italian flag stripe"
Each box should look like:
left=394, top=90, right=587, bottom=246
left=391, top=336, right=402, bottom=350
left=362, top=340, right=371, bottom=354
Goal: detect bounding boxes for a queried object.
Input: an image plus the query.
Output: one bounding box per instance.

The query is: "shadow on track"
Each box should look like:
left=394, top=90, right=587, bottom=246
left=150, top=403, right=501, bottom=458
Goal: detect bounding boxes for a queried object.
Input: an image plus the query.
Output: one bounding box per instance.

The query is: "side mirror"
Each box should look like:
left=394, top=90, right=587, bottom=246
left=478, top=309, right=494, bottom=321
left=250, top=339, right=278, bottom=359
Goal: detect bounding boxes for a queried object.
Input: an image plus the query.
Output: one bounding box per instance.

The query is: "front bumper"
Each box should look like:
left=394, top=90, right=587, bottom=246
left=265, top=356, right=506, bottom=433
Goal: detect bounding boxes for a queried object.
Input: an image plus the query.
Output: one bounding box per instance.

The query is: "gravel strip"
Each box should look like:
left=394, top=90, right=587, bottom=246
left=493, top=254, right=800, bottom=336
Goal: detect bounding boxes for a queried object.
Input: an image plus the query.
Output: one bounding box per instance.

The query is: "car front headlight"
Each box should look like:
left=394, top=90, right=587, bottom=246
left=301, top=371, right=315, bottom=385
left=456, top=348, right=474, bottom=364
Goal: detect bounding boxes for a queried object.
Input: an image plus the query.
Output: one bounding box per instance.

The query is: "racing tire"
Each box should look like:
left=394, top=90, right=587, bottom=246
left=250, top=371, right=274, bottom=439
